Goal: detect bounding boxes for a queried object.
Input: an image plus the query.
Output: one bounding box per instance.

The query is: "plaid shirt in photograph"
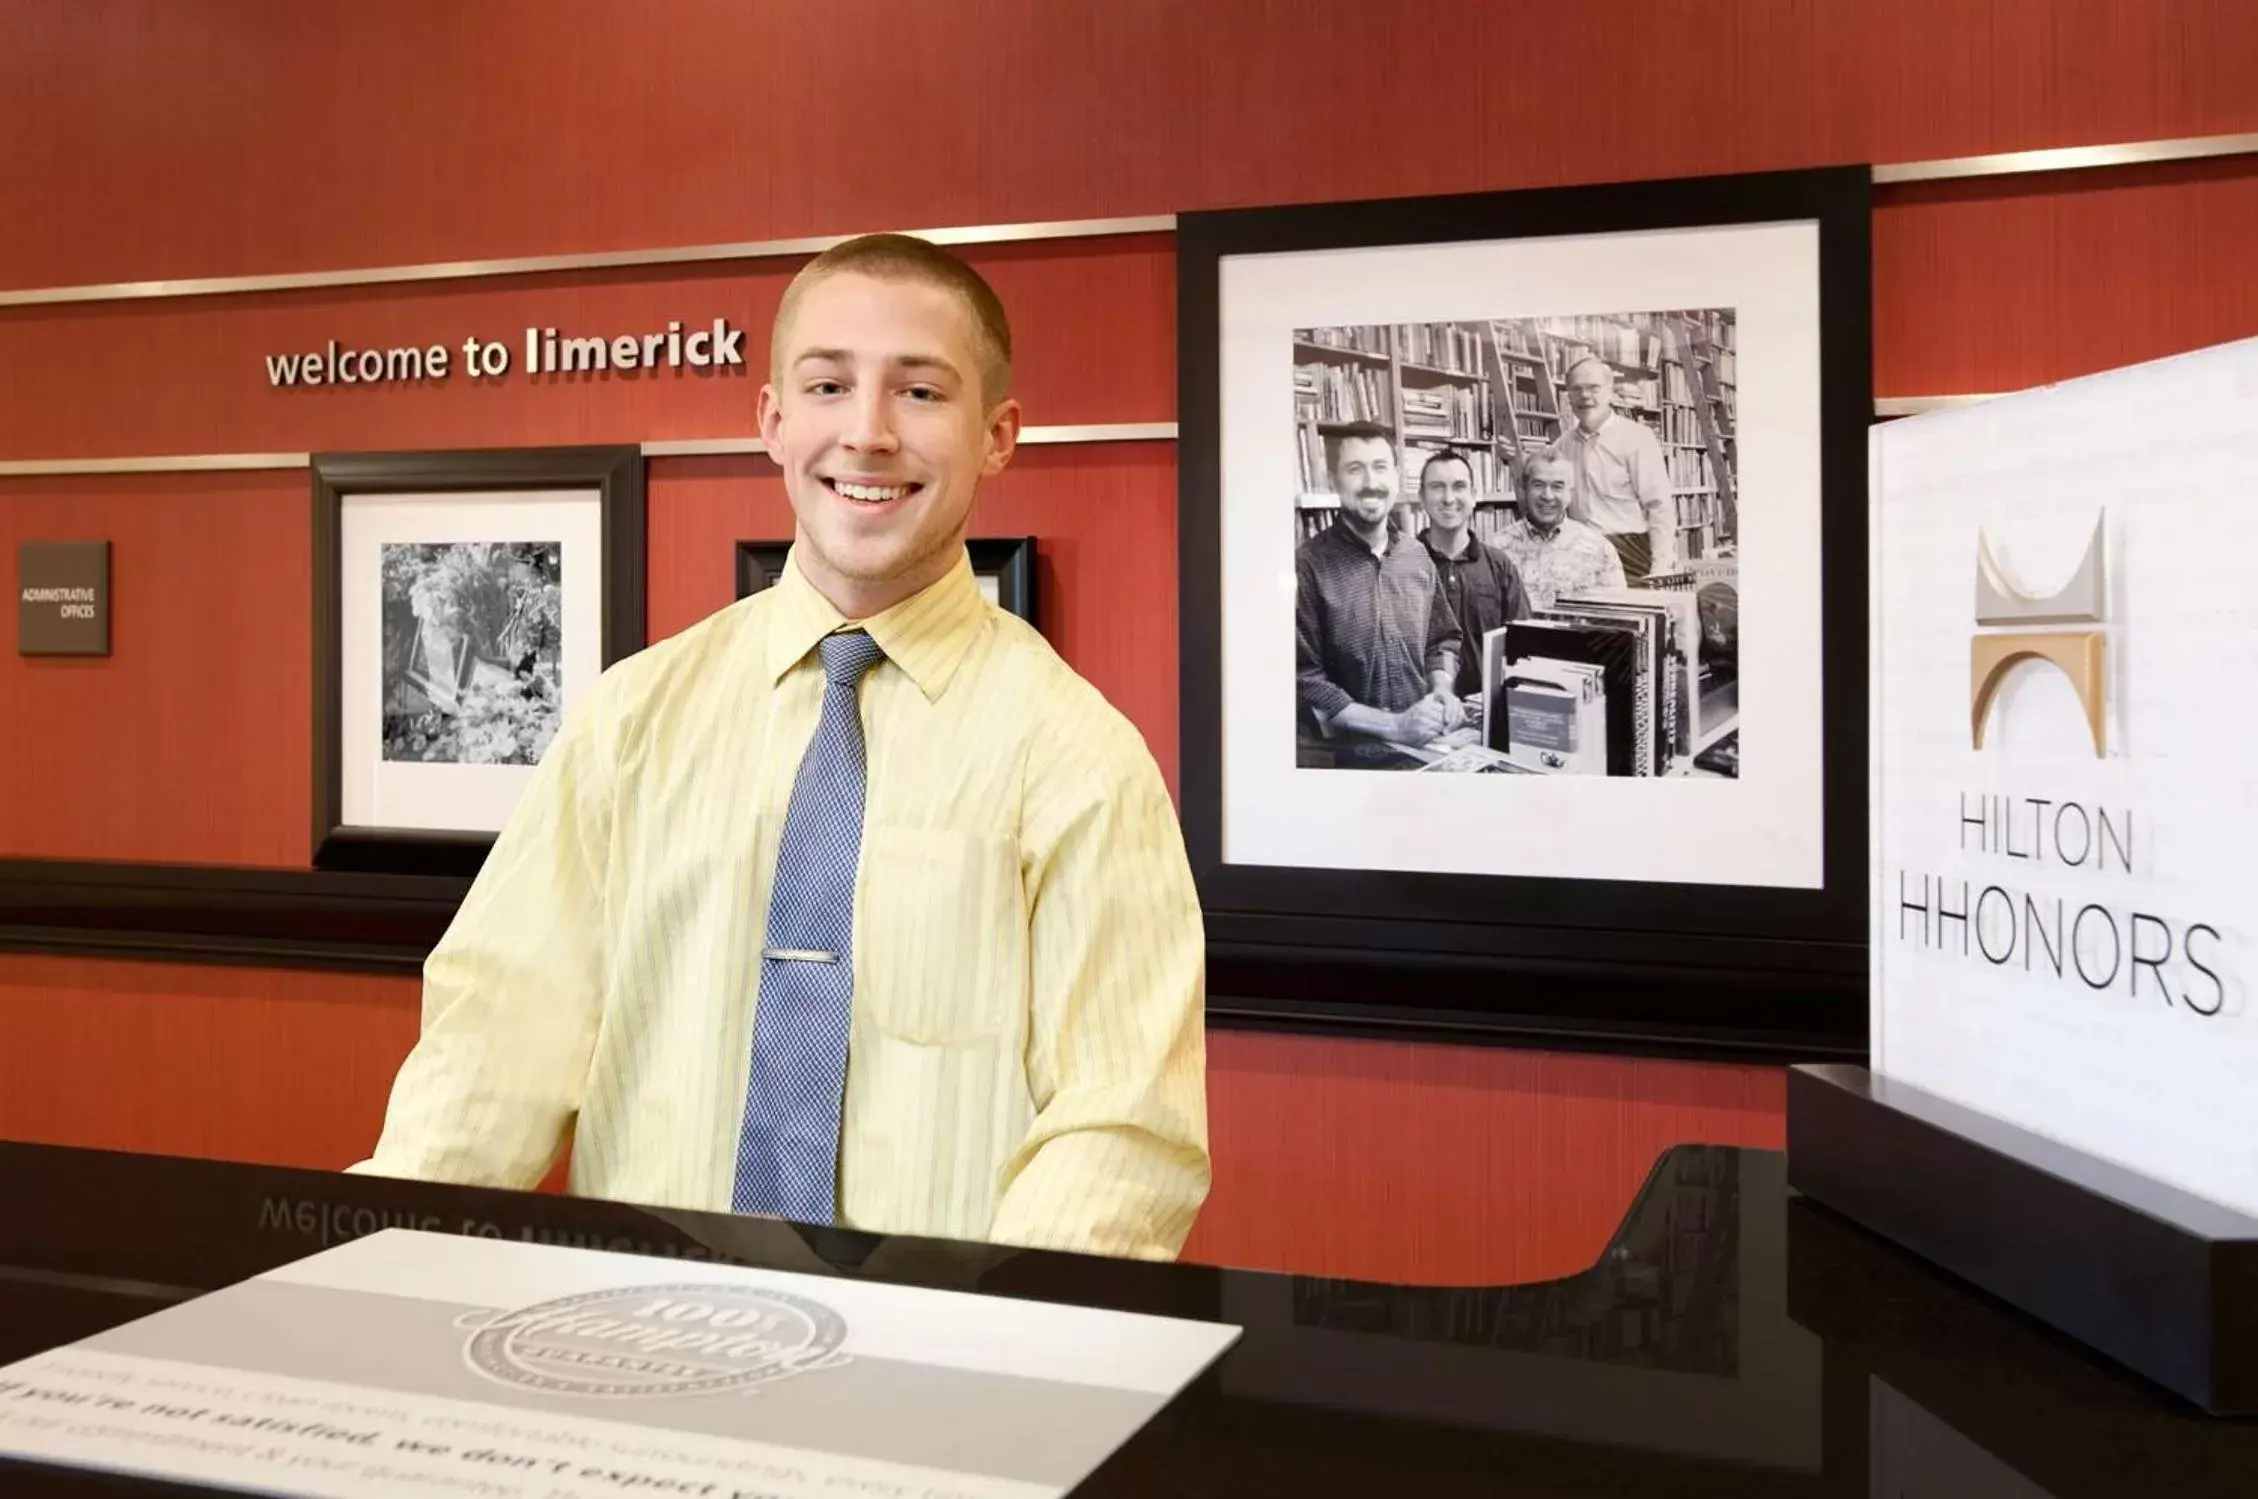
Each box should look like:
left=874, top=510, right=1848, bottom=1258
left=1495, top=514, right=1628, bottom=609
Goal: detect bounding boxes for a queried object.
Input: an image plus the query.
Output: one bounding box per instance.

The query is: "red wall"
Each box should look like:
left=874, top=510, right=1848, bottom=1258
left=0, top=955, right=1785, bottom=1284
left=5, top=0, right=2254, bottom=289
left=4, top=0, right=2256, bottom=1284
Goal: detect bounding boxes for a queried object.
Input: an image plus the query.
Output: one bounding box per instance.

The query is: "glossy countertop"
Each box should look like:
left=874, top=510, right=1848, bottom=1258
left=0, top=1140, right=2250, bottom=1496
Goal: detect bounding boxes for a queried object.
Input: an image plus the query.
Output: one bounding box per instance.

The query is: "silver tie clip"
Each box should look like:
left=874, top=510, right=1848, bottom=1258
left=762, top=948, right=839, bottom=964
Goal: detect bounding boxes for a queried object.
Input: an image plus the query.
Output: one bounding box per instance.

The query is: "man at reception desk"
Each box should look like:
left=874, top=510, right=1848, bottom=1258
left=351, top=235, right=1210, bottom=1262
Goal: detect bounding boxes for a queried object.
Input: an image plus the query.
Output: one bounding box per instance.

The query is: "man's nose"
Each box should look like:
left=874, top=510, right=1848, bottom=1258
left=842, top=388, right=898, bottom=452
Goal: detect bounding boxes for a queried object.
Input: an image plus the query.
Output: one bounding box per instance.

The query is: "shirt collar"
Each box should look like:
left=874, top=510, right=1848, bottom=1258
left=1328, top=516, right=1390, bottom=559
left=1422, top=527, right=1477, bottom=563
left=762, top=546, right=990, bottom=702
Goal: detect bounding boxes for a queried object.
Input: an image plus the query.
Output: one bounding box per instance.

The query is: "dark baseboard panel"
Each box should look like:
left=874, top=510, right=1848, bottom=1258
left=0, top=858, right=1869, bottom=1054
left=0, top=860, right=465, bottom=976
left=1208, top=941, right=1865, bottom=1061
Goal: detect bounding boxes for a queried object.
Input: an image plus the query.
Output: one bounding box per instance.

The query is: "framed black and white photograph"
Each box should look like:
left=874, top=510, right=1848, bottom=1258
left=313, top=445, right=646, bottom=875
left=1288, top=310, right=1743, bottom=780
left=1178, top=167, right=1871, bottom=1049
left=735, top=536, right=1039, bottom=625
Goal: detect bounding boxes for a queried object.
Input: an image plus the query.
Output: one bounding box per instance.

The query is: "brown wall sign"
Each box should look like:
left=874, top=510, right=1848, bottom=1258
left=17, top=541, right=110, bottom=656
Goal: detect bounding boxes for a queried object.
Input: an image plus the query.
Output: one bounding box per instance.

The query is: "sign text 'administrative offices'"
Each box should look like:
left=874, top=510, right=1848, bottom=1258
left=263, top=318, right=749, bottom=388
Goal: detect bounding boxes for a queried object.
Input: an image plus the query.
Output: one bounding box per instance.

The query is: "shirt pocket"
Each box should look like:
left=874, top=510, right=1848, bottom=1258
left=854, top=824, right=1025, bottom=1047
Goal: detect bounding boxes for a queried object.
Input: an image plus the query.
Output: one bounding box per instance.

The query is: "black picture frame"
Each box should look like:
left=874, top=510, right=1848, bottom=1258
left=1176, top=166, right=1873, bottom=1055
left=734, top=537, right=1040, bottom=625
left=311, top=444, right=646, bottom=877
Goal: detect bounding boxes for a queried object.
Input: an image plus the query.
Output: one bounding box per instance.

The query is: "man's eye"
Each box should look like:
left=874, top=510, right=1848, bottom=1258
left=806, top=379, right=845, bottom=396
left=904, top=385, right=942, bottom=402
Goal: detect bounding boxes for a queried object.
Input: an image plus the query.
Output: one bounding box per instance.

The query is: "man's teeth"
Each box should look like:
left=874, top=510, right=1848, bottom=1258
left=835, top=481, right=909, bottom=503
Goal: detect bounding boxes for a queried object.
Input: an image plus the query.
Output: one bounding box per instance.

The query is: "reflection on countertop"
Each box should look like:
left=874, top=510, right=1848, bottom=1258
left=0, top=1137, right=2252, bottom=1495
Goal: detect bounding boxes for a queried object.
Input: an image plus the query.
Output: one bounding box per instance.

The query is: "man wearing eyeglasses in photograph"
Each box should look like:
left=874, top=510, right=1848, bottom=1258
left=1550, top=354, right=1677, bottom=581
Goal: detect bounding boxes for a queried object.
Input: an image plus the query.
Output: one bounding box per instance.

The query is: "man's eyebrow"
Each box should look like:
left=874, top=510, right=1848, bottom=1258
left=790, top=348, right=964, bottom=380
left=892, top=353, right=964, bottom=379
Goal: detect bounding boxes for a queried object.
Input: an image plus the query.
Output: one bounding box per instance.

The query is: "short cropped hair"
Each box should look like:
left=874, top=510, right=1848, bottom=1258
left=1323, top=421, right=1394, bottom=476
left=771, top=233, right=1014, bottom=405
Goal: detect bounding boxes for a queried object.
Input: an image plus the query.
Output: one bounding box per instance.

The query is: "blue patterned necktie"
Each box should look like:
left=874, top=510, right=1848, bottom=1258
left=731, top=628, right=887, bottom=1222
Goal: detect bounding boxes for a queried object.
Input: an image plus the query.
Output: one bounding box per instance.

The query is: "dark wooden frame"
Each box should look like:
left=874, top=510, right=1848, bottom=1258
left=1177, top=166, right=1873, bottom=1053
left=311, top=445, right=646, bottom=877
left=735, top=537, right=1040, bottom=625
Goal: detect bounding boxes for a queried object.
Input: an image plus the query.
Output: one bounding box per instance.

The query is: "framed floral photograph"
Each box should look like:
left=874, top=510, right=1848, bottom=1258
left=1177, top=167, right=1872, bottom=1049
left=311, top=445, right=645, bottom=875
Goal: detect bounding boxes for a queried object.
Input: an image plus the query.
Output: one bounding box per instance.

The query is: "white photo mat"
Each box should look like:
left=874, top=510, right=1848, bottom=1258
left=1217, top=220, right=1826, bottom=888
left=338, top=489, right=604, bottom=835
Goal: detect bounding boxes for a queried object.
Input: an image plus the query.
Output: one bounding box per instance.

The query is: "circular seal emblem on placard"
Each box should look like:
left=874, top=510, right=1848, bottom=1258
left=458, top=1283, right=852, bottom=1399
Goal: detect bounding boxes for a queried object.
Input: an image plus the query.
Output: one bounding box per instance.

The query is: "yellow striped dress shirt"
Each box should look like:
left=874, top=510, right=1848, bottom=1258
left=350, top=549, right=1210, bottom=1261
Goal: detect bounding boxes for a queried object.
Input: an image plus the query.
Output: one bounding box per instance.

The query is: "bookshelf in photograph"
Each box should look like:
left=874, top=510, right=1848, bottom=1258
left=1291, top=315, right=1738, bottom=558
left=1662, top=310, right=1738, bottom=554
left=1485, top=320, right=1566, bottom=467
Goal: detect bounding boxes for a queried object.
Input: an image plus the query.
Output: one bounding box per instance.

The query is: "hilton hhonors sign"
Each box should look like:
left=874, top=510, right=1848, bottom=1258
left=1871, top=333, right=2258, bottom=1220
left=16, top=541, right=109, bottom=656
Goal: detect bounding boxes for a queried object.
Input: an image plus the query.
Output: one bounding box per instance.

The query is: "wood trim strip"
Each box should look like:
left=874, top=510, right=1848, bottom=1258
left=0, top=424, right=1184, bottom=478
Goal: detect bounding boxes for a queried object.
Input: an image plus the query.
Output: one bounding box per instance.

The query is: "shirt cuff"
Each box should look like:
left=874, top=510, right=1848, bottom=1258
left=1299, top=681, right=1353, bottom=723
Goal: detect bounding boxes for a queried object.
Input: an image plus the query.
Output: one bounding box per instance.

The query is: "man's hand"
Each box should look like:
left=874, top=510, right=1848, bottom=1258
left=1390, top=694, right=1451, bottom=745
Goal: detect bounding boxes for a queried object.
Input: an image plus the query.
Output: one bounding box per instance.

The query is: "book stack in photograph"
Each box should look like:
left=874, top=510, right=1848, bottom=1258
left=1480, top=585, right=1729, bottom=779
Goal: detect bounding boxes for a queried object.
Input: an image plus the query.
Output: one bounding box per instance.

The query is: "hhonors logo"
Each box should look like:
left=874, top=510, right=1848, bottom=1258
left=1895, top=507, right=2231, bottom=1015
left=457, top=1283, right=852, bottom=1399
left=1969, top=512, right=2107, bottom=756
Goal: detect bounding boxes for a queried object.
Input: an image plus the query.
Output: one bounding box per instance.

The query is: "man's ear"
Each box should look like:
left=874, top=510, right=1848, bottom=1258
left=757, top=382, right=784, bottom=448
left=982, top=396, right=1022, bottom=479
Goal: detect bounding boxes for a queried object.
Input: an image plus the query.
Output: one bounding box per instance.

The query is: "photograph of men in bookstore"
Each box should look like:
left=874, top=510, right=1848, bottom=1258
left=1293, top=310, right=1741, bottom=778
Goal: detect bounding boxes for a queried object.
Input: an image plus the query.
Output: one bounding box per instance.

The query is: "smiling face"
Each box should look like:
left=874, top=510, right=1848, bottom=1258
left=1563, top=356, right=1615, bottom=432
left=1521, top=455, right=1573, bottom=528
left=757, top=271, right=1020, bottom=617
left=1420, top=452, right=1476, bottom=533
left=1331, top=434, right=1398, bottom=532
